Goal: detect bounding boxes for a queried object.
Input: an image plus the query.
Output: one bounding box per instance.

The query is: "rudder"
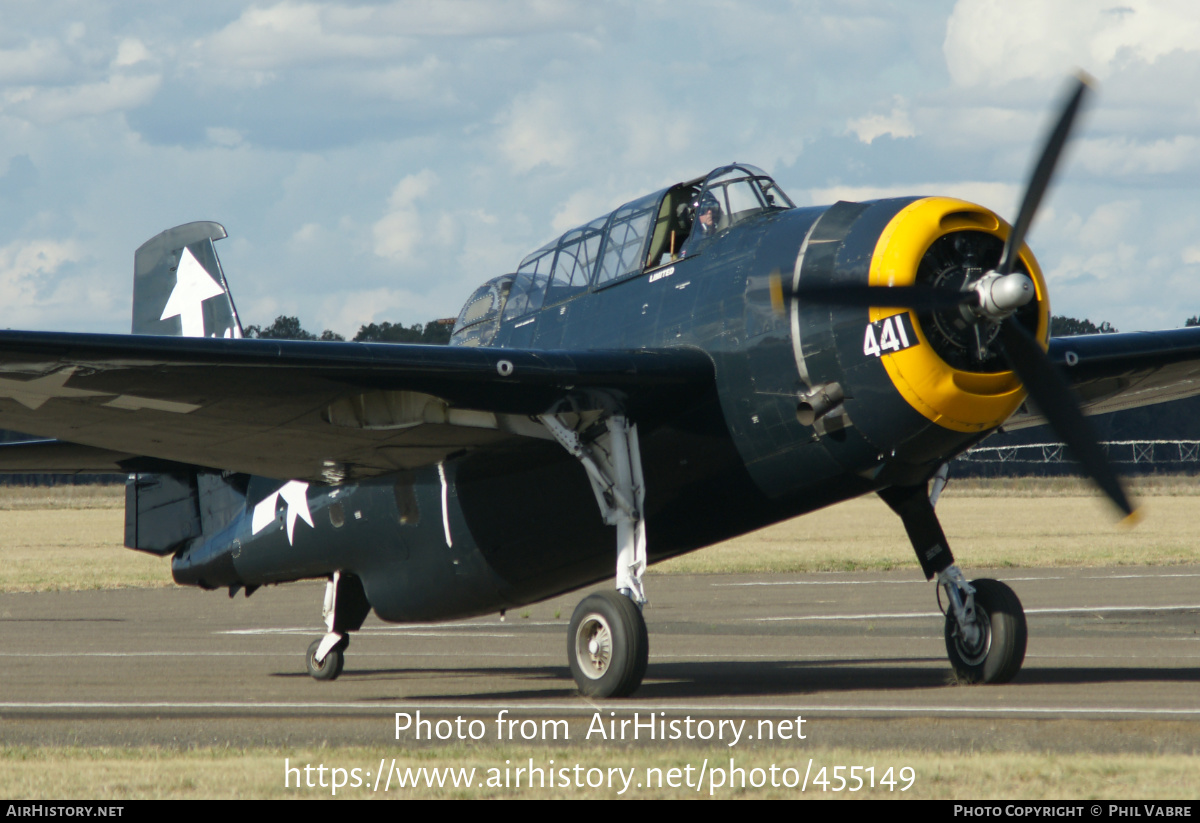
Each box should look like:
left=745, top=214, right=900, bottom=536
left=133, top=221, right=242, bottom=338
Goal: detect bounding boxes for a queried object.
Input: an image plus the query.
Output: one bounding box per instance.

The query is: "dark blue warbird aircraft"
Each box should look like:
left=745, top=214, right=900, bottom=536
left=2, top=78, right=1197, bottom=696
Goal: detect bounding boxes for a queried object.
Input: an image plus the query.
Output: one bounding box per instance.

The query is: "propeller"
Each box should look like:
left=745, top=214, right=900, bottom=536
left=774, top=74, right=1136, bottom=519
left=994, top=318, right=1133, bottom=518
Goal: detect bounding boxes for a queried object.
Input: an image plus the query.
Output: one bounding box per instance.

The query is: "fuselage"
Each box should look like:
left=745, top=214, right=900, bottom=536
left=172, top=167, right=1048, bottom=623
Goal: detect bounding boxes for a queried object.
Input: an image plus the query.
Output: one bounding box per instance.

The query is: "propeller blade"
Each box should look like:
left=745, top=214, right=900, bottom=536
left=768, top=269, right=977, bottom=316
left=794, top=284, right=977, bottom=312
left=997, top=74, right=1092, bottom=276
left=995, top=319, right=1136, bottom=519
left=769, top=268, right=786, bottom=315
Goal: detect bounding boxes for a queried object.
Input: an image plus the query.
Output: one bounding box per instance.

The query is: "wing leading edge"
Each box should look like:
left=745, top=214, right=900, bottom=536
left=1004, top=326, right=1200, bottom=429
left=0, top=331, right=715, bottom=481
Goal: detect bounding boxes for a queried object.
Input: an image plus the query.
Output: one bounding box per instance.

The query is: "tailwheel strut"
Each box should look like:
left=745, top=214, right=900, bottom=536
left=306, top=571, right=371, bottom=682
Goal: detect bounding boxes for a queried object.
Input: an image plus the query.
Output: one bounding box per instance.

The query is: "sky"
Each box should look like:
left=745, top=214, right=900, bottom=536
left=2, top=0, right=1200, bottom=337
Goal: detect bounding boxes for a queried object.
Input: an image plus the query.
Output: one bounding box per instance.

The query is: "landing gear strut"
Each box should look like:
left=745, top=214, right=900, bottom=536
left=880, top=483, right=1027, bottom=684
left=543, top=412, right=650, bottom=697
left=306, top=571, right=371, bottom=681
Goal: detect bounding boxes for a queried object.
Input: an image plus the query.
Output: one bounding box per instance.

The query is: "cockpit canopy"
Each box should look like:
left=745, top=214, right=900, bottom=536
left=450, top=164, right=793, bottom=346
left=449, top=274, right=512, bottom=348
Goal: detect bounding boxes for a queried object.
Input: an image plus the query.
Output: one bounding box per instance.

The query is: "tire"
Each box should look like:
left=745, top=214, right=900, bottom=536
left=568, top=591, right=649, bottom=698
left=944, top=578, right=1027, bottom=684
left=306, top=637, right=348, bottom=681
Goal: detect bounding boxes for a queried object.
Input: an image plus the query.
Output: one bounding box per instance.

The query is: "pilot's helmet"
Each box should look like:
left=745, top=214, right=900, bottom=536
left=694, top=192, right=722, bottom=227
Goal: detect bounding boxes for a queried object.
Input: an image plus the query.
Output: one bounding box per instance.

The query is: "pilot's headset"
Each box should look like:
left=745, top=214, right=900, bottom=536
left=693, top=192, right=722, bottom=232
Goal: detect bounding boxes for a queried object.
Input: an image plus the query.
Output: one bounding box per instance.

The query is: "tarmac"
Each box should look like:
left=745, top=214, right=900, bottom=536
left=4, top=566, right=1200, bottom=753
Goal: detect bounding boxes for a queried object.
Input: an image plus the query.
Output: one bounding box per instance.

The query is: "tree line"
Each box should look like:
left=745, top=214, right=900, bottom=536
left=249, top=313, right=1132, bottom=344
left=243, top=316, right=452, bottom=344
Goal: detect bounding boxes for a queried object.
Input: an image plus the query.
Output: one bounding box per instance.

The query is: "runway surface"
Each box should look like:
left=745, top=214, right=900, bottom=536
left=4, top=566, right=1200, bottom=752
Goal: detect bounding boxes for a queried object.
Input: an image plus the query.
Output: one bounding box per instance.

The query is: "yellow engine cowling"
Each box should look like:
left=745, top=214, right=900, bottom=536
left=867, top=197, right=1049, bottom=433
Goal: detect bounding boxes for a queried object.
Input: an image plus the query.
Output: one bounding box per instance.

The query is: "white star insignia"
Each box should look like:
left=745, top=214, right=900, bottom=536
left=160, top=246, right=225, bottom=337
left=251, top=480, right=315, bottom=545
left=0, top=367, right=108, bottom=410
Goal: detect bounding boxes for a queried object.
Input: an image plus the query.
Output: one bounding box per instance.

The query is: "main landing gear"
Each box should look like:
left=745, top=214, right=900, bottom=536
left=568, top=590, right=649, bottom=698
left=543, top=412, right=651, bottom=697
left=880, top=483, right=1027, bottom=684
left=940, top=573, right=1027, bottom=684
left=305, top=571, right=371, bottom=681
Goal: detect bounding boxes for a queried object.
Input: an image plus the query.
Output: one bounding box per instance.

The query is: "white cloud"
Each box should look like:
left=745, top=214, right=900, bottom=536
left=203, top=0, right=594, bottom=72
left=112, top=38, right=151, bottom=69
left=944, top=0, right=1200, bottom=87
left=205, top=2, right=410, bottom=71
left=323, top=286, right=446, bottom=337
left=1070, top=199, right=1141, bottom=254
left=805, top=182, right=1023, bottom=219
left=1075, top=135, right=1200, bottom=176
left=64, top=23, right=86, bottom=46
left=353, top=57, right=450, bottom=103
left=2, top=73, right=161, bottom=124
left=0, top=238, right=79, bottom=293
left=206, top=126, right=244, bottom=147
left=847, top=99, right=917, bottom=144
left=0, top=39, right=71, bottom=84
left=292, top=222, right=323, bottom=244
left=372, top=170, right=439, bottom=260
left=619, top=109, right=695, bottom=167
left=495, top=90, right=579, bottom=174
left=0, top=238, right=120, bottom=330
left=551, top=189, right=610, bottom=234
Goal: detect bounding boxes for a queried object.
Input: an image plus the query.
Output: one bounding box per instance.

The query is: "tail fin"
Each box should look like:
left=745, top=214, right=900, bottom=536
left=126, top=224, right=249, bottom=565
left=133, top=221, right=243, bottom=338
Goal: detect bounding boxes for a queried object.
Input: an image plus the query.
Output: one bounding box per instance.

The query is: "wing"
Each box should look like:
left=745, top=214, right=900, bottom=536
left=1004, top=326, right=1200, bottom=429
left=0, top=331, right=715, bottom=481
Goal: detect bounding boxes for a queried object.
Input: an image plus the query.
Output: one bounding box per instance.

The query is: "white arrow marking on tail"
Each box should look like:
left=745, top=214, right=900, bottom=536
left=160, top=247, right=225, bottom=337
left=251, top=480, right=315, bottom=546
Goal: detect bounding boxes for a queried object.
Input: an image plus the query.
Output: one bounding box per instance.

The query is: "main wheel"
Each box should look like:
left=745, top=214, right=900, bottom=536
left=944, top=578, right=1027, bottom=684
left=306, top=637, right=348, bottom=681
left=568, top=590, right=649, bottom=698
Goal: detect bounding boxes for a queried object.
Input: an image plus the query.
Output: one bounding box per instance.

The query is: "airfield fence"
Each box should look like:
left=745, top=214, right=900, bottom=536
left=952, top=440, right=1200, bottom=477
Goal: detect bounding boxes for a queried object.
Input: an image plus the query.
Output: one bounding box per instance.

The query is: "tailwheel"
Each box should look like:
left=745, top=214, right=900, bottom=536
left=944, top=578, right=1027, bottom=684
left=306, top=636, right=348, bottom=681
left=568, top=591, right=649, bottom=697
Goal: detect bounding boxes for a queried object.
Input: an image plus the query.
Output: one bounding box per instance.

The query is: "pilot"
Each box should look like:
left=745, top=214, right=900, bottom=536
left=693, top=192, right=723, bottom=236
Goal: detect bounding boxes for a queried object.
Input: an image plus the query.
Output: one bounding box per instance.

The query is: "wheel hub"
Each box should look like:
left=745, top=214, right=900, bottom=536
left=951, top=603, right=992, bottom=666
left=575, top=615, right=613, bottom=680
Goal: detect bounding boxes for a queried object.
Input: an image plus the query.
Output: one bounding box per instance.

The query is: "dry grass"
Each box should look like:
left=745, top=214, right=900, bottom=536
left=2, top=480, right=1199, bottom=590
left=940, top=475, right=1200, bottom=497
left=0, top=482, right=164, bottom=591
left=1, top=744, right=1196, bottom=799
left=0, top=484, right=123, bottom=510
left=655, top=482, right=1200, bottom=574
left=0, top=506, right=171, bottom=591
